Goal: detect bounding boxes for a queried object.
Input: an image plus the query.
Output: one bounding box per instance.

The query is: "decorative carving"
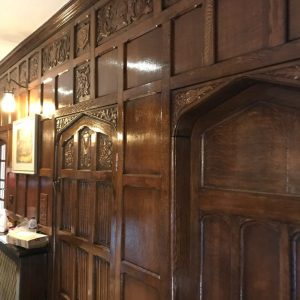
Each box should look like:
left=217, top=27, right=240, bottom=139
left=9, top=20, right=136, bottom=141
left=64, top=137, right=74, bottom=169
left=96, top=0, right=153, bottom=45
left=42, top=33, right=70, bottom=74
left=56, top=106, right=118, bottom=134
left=97, top=133, right=113, bottom=170
left=79, top=128, right=93, bottom=169
left=19, top=61, right=27, bottom=86
left=39, top=193, right=48, bottom=225
left=75, top=63, right=90, bottom=103
left=76, top=20, right=90, bottom=57
left=173, top=81, right=224, bottom=122
left=263, top=65, right=300, bottom=81
left=29, top=53, right=39, bottom=82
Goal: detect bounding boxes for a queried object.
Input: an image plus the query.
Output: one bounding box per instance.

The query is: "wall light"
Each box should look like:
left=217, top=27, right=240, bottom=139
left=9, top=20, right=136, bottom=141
left=1, top=78, right=28, bottom=114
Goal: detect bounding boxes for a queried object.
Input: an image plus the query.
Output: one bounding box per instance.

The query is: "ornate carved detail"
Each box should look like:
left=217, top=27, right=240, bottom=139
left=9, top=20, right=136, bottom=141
left=42, top=33, right=70, bottom=74
left=76, top=20, right=90, bottom=57
left=97, top=133, right=113, bottom=170
left=29, top=53, right=39, bottom=82
left=96, top=0, right=153, bottom=45
left=64, top=137, right=74, bottom=169
left=56, top=115, right=78, bottom=133
left=19, top=61, right=27, bottom=86
left=75, top=63, right=90, bottom=103
left=87, top=107, right=117, bottom=128
left=56, top=106, right=117, bottom=134
left=173, top=82, right=224, bottom=123
left=39, top=193, right=48, bottom=225
left=263, top=65, right=300, bottom=82
left=79, top=128, right=93, bottom=169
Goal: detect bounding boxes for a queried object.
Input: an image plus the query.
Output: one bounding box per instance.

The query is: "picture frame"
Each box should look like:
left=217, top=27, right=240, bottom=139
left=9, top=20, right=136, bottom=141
left=12, top=114, right=39, bottom=174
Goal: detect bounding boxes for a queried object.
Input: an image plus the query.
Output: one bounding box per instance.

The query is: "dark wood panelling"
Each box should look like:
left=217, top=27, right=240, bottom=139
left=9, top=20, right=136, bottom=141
left=42, top=80, right=55, bottom=117
left=173, top=6, right=203, bottom=74
left=61, top=179, right=73, bottom=231
left=77, top=180, right=91, bottom=239
left=57, top=69, right=73, bottom=109
left=76, top=248, right=88, bottom=300
left=97, top=49, right=119, bottom=97
left=124, top=94, right=162, bottom=175
left=60, top=241, right=74, bottom=298
left=17, top=91, right=28, bottom=119
left=289, top=0, right=300, bottom=40
left=241, top=222, right=280, bottom=299
left=16, top=174, right=27, bottom=216
left=217, top=0, right=282, bottom=61
left=123, top=187, right=160, bottom=274
left=40, top=177, right=53, bottom=227
left=94, top=256, right=109, bottom=300
left=123, top=275, right=159, bottom=300
left=293, top=233, right=300, bottom=300
left=126, top=28, right=163, bottom=89
left=75, top=62, right=91, bottom=103
left=41, top=119, right=54, bottom=170
left=26, top=175, right=39, bottom=218
left=6, top=172, right=16, bottom=213
left=29, top=85, right=41, bottom=115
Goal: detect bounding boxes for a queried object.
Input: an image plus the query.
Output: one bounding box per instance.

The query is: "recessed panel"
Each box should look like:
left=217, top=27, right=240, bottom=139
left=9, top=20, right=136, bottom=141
left=289, top=0, right=300, bottom=40
left=29, top=85, right=41, bottom=115
left=57, top=70, right=73, bottom=109
left=203, top=104, right=287, bottom=193
left=76, top=248, right=88, bottom=300
left=94, top=256, right=110, bottom=300
left=123, top=275, right=159, bottom=300
left=97, top=49, right=119, bottom=97
left=217, top=0, right=271, bottom=60
left=173, top=7, right=203, bottom=74
left=77, top=181, right=91, bottom=239
left=60, top=241, right=74, bottom=297
left=123, top=187, right=160, bottom=273
left=126, top=28, right=163, bottom=89
left=125, top=94, right=162, bottom=174
left=42, top=80, right=55, bottom=117
left=293, top=234, right=300, bottom=299
left=41, top=119, right=54, bottom=169
left=61, top=179, right=73, bottom=231
left=200, top=215, right=231, bottom=299
left=241, top=222, right=280, bottom=300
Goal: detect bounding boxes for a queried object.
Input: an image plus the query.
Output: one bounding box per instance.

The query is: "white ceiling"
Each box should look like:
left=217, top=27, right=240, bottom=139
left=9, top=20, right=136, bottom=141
left=0, top=0, right=70, bottom=62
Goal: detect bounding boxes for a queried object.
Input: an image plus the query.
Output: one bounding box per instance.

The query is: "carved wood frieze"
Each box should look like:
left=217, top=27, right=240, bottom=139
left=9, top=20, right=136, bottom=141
left=75, top=62, right=91, bottom=103
left=29, top=53, right=39, bottom=82
left=76, top=20, right=90, bottom=57
left=56, top=106, right=117, bottom=134
left=262, top=65, right=300, bottom=82
left=97, top=133, right=113, bottom=170
left=96, top=0, right=153, bottom=45
left=173, top=81, right=224, bottom=124
left=64, top=137, right=74, bottom=169
left=79, top=128, right=93, bottom=169
left=42, top=33, right=70, bottom=74
left=19, top=61, right=27, bottom=86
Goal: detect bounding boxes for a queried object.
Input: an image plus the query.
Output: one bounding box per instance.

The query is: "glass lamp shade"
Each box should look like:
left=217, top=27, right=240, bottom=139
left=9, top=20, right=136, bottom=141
left=1, top=91, right=16, bottom=113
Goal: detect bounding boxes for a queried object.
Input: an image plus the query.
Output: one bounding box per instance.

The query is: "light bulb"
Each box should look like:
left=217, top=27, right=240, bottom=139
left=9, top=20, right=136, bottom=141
left=1, top=92, right=16, bottom=113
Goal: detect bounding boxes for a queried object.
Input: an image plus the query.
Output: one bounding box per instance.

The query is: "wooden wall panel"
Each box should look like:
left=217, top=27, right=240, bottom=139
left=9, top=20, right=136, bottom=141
left=16, top=174, right=27, bottom=216
left=241, top=222, right=280, bottom=299
left=289, top=0, right=300, bottom=40
left=61, top=179, right=73, bottom=231
left=217, top=0, right=281, bottom=61
left=77, top=181, right=91, bottom=239
left=126, top=28, right=163, bottom=89
left=124, top=94, right=162, bottom=175
left=17, top=91, right=28, bottom=119
left=6, top=172, right=16, bottom=213
left=40, top=177, right=52, bottom=227
left=76, top=248, right=88, bottom=300
left=26, top=175, right=39, bottom=218
left=57, top=69, right=73, bottom=109
left=173, top=6, right=203, bottom=75
left=123, top=187, right=160, bottom=274
left=60, top=241, right=74, bottom=298
left=97, top=49, right=119, bottom=97
left=41, top=119, right=54, bottom=170
left=94, top=256, right=110, bottom=300
left=42, top=80, right=56, bottom=117
left=293, top=233, right=300, bottom=300
left=123, top=275, right=159, bottom=300
left=29, top=85, right=41, bottom=115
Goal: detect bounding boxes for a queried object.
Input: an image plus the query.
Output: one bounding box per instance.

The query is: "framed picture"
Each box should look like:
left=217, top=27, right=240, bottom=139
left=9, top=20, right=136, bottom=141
left=12, top=114, right=39, bottom=174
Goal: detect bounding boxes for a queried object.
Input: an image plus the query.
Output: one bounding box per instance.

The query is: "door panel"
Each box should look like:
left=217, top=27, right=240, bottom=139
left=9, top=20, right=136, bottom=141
left=55, top=116, right=114, bottom=300
left=187, top=95, right=300, bottom=299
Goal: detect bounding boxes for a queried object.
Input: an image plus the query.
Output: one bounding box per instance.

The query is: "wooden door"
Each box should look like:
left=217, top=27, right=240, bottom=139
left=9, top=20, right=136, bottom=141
left=55, top=115, right=115, bottom=300
left=177, top=84, right=300, bottom=300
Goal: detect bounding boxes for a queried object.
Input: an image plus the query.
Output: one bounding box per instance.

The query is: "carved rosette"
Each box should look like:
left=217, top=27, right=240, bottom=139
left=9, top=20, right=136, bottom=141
left=42, top=33, right=70, bottom=74
left=173, top=82, right=224, bottom=124
left=29, top=53, right=39, bottom=82
left=79, top=127, right=93, bottom=169
left=75, top=63, right=91, bottom=103
left=76, top=20, right=90, bottom=57
left=96, top=0, right=153, bottom=45
left=19, top=61, right=28, bottom=87
left=97, top=133, right=113, bottom=170
left=64, top=137, right=74, bottom=169
left=56, top=106, right=117, bottom=134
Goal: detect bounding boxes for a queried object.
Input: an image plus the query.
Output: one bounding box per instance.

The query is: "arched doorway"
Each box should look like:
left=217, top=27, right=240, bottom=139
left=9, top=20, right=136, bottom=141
left=173, top=79, right=300, bottom=299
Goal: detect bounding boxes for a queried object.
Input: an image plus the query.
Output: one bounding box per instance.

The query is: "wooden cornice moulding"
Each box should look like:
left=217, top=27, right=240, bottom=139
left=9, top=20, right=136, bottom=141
left=0, top=0, right=101, bottom=74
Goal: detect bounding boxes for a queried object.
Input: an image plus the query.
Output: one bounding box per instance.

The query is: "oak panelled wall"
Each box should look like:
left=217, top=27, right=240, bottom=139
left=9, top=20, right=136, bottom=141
left=0, top=0, right=300, bottom=299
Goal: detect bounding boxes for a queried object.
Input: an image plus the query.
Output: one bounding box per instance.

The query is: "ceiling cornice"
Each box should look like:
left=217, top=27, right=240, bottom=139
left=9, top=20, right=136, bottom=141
left=0, top=0, right=100, bottom=75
